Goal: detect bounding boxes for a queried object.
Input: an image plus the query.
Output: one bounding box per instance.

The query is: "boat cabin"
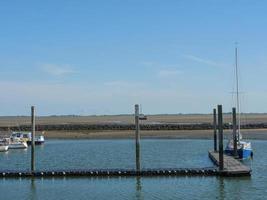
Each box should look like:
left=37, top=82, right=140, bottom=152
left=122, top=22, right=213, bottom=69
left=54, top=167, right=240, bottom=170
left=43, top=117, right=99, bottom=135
left=11, top=132, right=31, bottom=140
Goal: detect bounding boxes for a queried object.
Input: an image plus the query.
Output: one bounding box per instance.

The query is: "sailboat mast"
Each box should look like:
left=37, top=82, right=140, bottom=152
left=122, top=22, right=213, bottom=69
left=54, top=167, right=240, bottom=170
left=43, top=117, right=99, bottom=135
left=235, top=46, right=241, bottom=141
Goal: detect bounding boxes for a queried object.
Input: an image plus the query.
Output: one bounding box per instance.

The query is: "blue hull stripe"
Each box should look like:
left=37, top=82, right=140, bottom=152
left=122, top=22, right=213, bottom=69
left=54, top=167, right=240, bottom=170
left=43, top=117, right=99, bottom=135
left=224, top=149, right=252, bottom=159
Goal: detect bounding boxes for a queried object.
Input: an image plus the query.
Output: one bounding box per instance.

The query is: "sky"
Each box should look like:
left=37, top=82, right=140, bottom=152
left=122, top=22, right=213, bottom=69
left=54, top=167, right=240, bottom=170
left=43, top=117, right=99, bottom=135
left=1, top=0, right=267, bottom=116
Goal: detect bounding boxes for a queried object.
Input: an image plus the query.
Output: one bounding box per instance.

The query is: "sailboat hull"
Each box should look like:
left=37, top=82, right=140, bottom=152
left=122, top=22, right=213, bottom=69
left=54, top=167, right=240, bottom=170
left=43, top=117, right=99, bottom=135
left=225, top=148, right=253, bottom=159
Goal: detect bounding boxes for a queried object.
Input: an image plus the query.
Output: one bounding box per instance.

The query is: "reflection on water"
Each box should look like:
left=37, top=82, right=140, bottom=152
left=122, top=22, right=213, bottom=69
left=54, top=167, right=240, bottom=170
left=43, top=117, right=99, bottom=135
left=135, top=177, right=143, bottom=200
left=216, top=175, right=252, bottom=200
left=218, top=178, right=225, bottom=200
left=0, top=168, right=261, bottom=200
left=29, top=178, right=37, bottom=200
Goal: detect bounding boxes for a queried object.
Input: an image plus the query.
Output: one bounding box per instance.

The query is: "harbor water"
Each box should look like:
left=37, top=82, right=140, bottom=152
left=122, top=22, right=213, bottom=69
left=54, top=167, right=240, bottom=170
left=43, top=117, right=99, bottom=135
left=0, top=139, right=266, bottom=199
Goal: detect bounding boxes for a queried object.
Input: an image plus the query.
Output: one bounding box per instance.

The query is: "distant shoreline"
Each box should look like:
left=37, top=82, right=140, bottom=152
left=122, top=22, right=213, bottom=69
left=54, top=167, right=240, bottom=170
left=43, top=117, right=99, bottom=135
left=1, top=113, right=267, bottom=127
left=1, top=114, right=267, bottom=140
left=1, top=114, right=267, bottom=131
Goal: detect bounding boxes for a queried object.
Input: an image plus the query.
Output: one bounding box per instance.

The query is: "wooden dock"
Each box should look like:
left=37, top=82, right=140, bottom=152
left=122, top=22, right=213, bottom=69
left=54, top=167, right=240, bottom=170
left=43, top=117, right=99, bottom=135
left=208, top=151, right=251, bottom=176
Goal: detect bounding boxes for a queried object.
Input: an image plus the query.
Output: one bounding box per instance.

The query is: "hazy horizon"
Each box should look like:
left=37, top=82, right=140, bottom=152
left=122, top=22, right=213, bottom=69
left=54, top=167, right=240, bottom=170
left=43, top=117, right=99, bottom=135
left=1, top=112, right=267, bottom=118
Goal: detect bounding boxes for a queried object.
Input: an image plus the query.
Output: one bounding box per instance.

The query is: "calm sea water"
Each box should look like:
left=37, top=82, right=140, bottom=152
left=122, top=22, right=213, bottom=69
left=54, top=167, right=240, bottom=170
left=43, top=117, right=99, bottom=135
left=0, top=139, right=265, bottom=200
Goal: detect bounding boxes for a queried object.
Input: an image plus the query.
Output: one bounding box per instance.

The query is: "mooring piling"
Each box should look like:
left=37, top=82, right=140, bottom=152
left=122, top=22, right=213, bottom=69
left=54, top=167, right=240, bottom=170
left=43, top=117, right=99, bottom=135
left=232, top=107, right=238, bottom=158
left=135, top=104, right=141, bottom=173
left=217, top=105, right=224, bottom=171
left=31, top=106, right=35, bottom=173
left=213, top=108, right=217, bottom=152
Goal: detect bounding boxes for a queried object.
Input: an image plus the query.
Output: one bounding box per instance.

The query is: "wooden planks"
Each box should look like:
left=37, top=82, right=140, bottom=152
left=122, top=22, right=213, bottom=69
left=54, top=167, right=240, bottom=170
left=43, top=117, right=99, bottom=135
left=209, top=151, right=251, bottom=176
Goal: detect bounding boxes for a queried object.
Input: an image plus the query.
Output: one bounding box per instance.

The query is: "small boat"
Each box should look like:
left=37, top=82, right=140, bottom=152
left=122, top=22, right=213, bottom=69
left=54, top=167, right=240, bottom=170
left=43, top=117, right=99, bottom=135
left=224, top=46, right=253, bottom=159
left=6, top=138, right=28, bottom=149
left=27, top=135, right=45, bottom=145
left=10, top=131, right=45, bottom=145
left=8, top=141, right=28, bottom=149
left=139, top=104, right=148, bottom=120
left=0, top=143, right=9, bottom=152
left=139, top=114, right=147, bottom=120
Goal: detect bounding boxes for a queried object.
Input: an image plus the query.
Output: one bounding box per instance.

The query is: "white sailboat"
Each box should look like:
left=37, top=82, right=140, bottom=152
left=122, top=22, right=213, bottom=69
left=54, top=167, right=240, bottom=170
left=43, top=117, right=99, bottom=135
left=225, top=46, right=253, bottom=159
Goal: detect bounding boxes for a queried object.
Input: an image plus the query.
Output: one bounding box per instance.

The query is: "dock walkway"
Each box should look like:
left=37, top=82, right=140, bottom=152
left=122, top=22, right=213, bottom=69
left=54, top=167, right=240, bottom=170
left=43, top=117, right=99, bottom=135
left=208, top=151, right=251, bottom=176
left=0, top=152, right=251, bottom=178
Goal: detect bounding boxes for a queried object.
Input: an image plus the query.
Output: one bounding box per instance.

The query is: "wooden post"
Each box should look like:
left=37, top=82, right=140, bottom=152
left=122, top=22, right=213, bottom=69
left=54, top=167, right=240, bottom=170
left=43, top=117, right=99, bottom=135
left=218, top=105, right=224, bottom=171
left=232, top=107, right=238, bottom=158
left=31, top=106, right=35, bottom=173
left=213, top=108, right=217, bottom=152
left=135, top=104, right=141, bottom=173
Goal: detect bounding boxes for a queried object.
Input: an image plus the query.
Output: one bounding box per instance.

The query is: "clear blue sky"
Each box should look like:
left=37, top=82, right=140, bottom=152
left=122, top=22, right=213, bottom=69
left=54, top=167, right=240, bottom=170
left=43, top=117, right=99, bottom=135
left=0, top=0, right=267, bottom=115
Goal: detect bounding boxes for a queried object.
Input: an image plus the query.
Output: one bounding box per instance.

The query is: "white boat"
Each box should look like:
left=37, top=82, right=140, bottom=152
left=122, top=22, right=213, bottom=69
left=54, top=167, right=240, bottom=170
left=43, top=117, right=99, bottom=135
left=4, top=137, right=28, bottom=149
left=0, top=143, right=8, bottom=152
left=33, top=135, right=45, bottom=145
left=225, top=46, right=253, bottom=159
left=8, top=141, right=28, bottom=149
left=10, top=131, right=45, bottom=145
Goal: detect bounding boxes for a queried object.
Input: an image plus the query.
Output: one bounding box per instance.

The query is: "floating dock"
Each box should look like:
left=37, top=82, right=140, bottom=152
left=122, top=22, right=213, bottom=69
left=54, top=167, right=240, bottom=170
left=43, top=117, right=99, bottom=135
left=0, top=152, right=251, bottom=178
left=0, top=168, right=218, bottom=178
left=0, top=157, right=251, bottom=178
left=209, top=151, right=251, bottom=176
